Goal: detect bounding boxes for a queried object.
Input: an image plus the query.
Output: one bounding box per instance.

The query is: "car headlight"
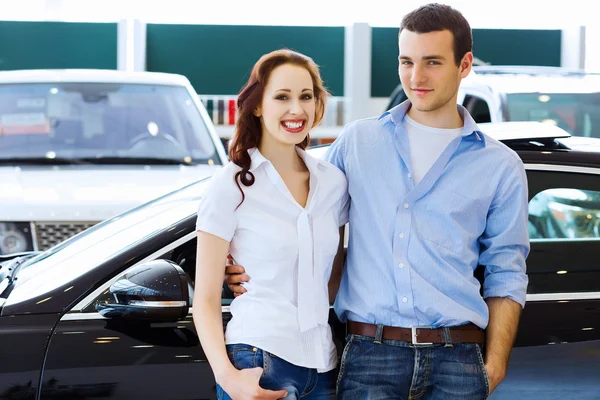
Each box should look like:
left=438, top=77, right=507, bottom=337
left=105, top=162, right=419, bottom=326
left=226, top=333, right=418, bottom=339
left=0, top=222, right=34, bottom=255
left=547, top=201, right=600, bottom=238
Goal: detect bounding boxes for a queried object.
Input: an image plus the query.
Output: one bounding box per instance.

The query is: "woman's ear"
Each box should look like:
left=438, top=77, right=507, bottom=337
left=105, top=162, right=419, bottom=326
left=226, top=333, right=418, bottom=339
left=253, top=107, right=262, bottom=117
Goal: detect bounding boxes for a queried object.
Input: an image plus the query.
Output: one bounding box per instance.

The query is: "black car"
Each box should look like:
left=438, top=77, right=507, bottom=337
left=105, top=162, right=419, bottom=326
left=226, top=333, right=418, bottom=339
left=1, top=122, right=600, bottom=399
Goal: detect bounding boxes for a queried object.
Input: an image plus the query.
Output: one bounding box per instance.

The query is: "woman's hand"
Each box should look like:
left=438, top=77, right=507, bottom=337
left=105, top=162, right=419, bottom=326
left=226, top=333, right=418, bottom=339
left=219, top=367, right=288, bottom=400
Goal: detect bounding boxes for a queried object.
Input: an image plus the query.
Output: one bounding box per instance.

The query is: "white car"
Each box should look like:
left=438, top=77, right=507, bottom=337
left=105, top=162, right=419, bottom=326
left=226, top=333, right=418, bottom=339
left=0, top=69, right=228, bottom=255
left=387, top=65, right=600, bottom=138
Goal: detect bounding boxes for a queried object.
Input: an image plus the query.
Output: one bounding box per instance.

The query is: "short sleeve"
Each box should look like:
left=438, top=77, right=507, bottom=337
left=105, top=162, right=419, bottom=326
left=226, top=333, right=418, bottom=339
left=337, top=190, right=350, bottom=226
left=195, top=167, right=241, bottom=242
left=329, top=168, right=349, bottom=227
left=323, top=127, right=347, bottom=174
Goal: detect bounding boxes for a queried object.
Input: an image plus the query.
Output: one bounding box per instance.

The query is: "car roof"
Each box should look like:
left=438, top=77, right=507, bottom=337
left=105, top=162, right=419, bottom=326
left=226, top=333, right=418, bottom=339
left=478, top=121, right=571, bottom=141
left=464, top=66, right=600, bottom=94
left=0, top=69, right=191, bottom=86
left=471, top=65, right=589, bottom=76
left=310, top=121, right=600, bottom=166
left=556, top=136, right=600, bottom=152
left=308, top=122, right=574, bottom=153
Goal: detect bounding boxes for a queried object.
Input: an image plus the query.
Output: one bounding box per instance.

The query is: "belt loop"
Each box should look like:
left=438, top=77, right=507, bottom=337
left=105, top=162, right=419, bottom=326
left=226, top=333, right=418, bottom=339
left=374, top=324, right=384, bottom=344
left=443, top=327, right=453, bottom=347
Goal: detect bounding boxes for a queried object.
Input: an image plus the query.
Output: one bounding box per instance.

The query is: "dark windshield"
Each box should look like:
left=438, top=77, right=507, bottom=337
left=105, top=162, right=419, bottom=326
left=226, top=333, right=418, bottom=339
left=0, top=83, right=220, bottom=165
left=506, top=93, right=600, bottom=138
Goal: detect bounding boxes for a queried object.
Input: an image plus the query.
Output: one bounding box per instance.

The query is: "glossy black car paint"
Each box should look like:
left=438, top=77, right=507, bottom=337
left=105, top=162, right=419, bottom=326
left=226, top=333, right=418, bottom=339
left=95, top=260, right=190, bottom=322
left=2, top=217, right=196, bottom=317
left=1, top=138, right=600, bottom=399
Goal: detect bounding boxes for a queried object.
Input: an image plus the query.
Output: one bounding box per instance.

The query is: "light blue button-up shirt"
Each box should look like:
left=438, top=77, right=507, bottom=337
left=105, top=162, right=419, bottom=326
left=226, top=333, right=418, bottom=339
left=324, top=100, right=529, bottom=329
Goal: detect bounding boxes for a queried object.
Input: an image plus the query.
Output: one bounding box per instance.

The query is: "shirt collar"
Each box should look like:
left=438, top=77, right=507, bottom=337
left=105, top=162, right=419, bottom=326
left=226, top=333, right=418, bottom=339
left=248, top=147, right=269, bottom=172
left=378, top=99, right=486, bottom=146
left=296, top=147, right=327, bottom=174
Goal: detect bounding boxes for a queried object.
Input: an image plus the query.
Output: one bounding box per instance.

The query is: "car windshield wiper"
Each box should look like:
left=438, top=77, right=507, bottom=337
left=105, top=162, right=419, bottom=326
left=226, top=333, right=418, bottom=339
left=0, top=252, right=41, bottom=298
left=0, top=156, right=197, bottom=166
left=78, top=156, right=198, bottom=166
left=0, top=157, right=93, bottom=165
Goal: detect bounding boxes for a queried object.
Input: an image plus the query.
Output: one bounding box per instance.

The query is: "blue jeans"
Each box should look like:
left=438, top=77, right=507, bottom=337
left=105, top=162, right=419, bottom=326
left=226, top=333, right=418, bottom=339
left=217, top=344, right=337, bottom=400
left=337, top=334, right=490, bottom=400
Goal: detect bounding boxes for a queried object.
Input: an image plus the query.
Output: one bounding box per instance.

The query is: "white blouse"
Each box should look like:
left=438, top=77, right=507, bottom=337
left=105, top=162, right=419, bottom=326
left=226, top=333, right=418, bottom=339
left=196, top=147, right=349, bottom=371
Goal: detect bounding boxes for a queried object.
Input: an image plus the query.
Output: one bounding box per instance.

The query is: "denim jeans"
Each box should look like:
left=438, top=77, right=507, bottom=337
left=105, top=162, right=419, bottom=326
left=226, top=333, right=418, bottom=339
left=336, top=334, right=490, bottom=400
left=217, top=344, right=337, bottom=400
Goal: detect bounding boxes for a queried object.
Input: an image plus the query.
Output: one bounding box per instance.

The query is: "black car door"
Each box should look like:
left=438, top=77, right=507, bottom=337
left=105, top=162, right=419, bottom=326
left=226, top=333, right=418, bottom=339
left=39, top=237, right=232, bottom=400
left=492, top=165, right=600, bottom=399
left=0, top=314, right=58, bottom=400
left=517, top=166, right=600, bottom=346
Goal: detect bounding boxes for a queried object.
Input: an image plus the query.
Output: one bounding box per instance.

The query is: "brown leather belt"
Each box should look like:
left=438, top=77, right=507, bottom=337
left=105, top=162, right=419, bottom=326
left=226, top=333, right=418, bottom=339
left=347, top=321, right=485, bottom=345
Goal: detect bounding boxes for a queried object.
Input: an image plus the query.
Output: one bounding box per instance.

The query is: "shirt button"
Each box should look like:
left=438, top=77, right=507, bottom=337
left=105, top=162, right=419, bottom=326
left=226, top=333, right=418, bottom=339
left=404, top=203, right=409, bottom=209
left=398, top=263, right=404, bottom=268
left=402, top=297, right=408, bottom=303
left=399, top=233, right=404, bottom=238
left=408, top=173, right=412, bottom=179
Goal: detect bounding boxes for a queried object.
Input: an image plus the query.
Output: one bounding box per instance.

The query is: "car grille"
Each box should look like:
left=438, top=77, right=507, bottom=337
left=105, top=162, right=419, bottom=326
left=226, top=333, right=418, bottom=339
left=33, top=222, right=99, bottom=250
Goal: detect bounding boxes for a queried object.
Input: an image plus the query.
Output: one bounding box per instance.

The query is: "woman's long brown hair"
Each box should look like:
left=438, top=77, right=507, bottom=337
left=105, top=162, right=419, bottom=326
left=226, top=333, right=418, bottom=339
left=229, top=48, right=329, bottom=209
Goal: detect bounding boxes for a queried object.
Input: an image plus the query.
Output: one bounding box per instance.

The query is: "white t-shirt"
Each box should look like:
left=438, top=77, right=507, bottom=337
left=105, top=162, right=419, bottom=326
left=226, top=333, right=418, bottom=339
left=405, top=115, right=463, bottom=185
left=195, top=147, right=349, bottom=372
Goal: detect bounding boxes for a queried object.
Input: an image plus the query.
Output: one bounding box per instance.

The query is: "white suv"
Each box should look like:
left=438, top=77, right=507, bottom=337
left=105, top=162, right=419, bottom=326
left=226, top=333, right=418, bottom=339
left=387, top=65, right=600, bottom=138
left=0, top=69, right=227, bottom=255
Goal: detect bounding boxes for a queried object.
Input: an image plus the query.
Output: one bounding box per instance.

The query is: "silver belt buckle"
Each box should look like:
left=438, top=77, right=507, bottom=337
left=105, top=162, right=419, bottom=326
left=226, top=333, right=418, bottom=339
left=411, top=326, right=433, bottom=345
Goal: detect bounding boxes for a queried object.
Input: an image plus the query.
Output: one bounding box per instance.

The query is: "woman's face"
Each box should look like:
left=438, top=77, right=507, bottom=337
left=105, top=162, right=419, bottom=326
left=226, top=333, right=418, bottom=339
left=256, top=63, right=316, bottom=147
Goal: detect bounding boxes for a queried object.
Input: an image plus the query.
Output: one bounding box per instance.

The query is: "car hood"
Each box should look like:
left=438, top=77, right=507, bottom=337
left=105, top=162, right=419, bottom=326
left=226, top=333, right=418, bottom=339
left=0, top=165, right=220, bottom=222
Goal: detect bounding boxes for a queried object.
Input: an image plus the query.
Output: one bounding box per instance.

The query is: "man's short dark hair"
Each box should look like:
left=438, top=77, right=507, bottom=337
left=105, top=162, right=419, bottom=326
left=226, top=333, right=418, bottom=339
left=400, top=3, right=473, bottom=66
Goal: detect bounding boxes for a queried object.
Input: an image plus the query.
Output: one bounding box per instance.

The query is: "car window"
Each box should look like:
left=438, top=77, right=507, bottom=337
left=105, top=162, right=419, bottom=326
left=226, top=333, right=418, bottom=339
left=386, top=85, right=408, bottom=111
left=0, top=83, right=220, bottom=164
left=506, top=93, right=600, bottom=138
left=529, top=188, right=600, bottom=240
left=154, top=237, right=234, bottom=307
left=525, top=169, right=600, bottom=296
left=463, top=95, right=491, bottom=123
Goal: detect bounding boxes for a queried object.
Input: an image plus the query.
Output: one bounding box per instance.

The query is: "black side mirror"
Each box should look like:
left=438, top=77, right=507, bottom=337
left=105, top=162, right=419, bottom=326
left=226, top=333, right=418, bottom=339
left=96, top=259, right=190, bottom=322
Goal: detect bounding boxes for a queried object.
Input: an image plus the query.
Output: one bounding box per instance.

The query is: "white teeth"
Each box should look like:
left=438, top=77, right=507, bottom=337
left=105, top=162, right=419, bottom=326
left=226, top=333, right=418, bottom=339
left=284, top=121, right=303, bottom=129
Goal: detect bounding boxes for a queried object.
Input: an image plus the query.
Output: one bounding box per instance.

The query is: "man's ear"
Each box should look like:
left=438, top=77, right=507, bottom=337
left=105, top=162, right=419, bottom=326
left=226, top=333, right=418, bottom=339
left=460, top=52, right=473, bottom=78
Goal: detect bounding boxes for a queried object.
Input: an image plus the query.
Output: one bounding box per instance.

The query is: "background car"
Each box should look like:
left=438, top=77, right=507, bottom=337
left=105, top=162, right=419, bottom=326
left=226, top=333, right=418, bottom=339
left=1, top=122, right=599, bottom=399
left=0, top=69, right=228, bottom=256
left=386, top=65, right=600, bottom=139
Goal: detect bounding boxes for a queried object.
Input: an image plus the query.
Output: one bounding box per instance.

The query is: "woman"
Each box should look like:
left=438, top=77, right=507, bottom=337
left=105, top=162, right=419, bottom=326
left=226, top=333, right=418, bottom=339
left=193, top=49, right=349, bottom=400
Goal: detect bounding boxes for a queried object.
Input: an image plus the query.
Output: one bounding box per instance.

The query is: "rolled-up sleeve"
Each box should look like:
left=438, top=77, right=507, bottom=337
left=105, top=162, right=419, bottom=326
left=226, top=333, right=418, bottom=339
left=195, top=168, right=240, bottom=242
left=478, top=160, right=530, bottom=307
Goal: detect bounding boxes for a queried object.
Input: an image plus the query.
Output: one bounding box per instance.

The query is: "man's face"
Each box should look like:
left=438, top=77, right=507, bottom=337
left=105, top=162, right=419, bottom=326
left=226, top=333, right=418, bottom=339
left=398, top=29, right=471, bottom=114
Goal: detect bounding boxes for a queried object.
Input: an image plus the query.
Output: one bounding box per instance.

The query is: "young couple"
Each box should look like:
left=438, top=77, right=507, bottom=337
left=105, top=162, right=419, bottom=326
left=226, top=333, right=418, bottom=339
left=192, top=3, right=529, bottom=400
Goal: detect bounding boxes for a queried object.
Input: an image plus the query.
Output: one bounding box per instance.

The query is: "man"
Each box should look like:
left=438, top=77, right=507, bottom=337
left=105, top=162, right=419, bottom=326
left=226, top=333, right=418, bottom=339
left=226, top=3, right=529, bottom=399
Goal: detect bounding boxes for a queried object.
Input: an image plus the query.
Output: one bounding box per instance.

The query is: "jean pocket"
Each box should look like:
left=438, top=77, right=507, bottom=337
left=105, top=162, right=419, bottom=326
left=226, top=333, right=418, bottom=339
left=229, top=345, right=263, bottom=371
left=257, top=351, right=295, bottom=394
left=261, top=350, right=274, bottom=379
left=475, top=344, right=490, bottom=398
left=336, top=335, right=355, bottom=395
